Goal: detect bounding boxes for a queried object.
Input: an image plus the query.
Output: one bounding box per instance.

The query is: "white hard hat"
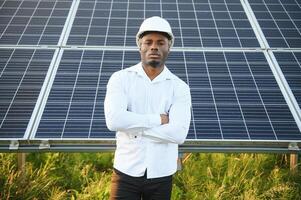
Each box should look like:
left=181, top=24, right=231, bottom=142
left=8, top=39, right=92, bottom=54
left=136, top=16, right=174, bottom=47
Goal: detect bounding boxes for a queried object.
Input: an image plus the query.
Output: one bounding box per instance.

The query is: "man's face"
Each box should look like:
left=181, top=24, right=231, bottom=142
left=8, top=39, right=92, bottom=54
left=139, top=32, right=170, bottom=68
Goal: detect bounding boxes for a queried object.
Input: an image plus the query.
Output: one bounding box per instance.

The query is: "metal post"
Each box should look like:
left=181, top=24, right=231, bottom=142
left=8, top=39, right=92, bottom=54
left=290, top=153, right=298, bottom=174
left=177, top=153, right=192, bottom=171
left=17, top=153, right=26, bottom=175
left=177, top=153, right=183, bottom=171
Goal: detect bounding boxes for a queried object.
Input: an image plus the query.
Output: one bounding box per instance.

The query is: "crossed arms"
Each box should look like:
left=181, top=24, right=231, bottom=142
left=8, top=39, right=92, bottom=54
left=104, top=72, right=191, bottom=144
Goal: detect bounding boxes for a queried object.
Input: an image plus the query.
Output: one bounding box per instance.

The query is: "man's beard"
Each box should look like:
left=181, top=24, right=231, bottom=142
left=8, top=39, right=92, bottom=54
left=148, top=60, right=161, bottom=68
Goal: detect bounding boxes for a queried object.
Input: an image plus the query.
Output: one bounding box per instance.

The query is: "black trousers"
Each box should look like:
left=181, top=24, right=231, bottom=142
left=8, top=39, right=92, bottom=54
left=109, top=168, right=173, bottom=200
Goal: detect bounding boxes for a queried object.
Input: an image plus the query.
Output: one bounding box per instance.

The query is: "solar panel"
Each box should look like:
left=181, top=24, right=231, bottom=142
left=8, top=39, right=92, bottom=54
left=66, top=0, right=260, bottom=48
left=33, top=49, right=301, bottom=142
left=273, top=51, right=301, bottom=108
left=0, top=48, right=55, bottom=139
left=0, top=0, right=73, bottom=45
left=0, top=0, right=300, bottom=152
left=248, top=0, right=301, bottom=48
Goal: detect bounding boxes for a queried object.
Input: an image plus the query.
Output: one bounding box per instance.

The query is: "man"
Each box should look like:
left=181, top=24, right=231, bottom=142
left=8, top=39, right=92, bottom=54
left=104, top=16, right=191, bottom=200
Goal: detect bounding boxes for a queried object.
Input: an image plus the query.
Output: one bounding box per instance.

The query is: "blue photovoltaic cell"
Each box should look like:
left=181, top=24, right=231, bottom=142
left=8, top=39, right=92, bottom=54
left=249, top=0, right=301, bottom=48
left=273, top=51, right=301, bottom=108
left=1, top=0, right=300, bottom=149
left=0, top=48, right=55, bottom=138
left=181, top=51, right=300, bottom=140
left=34, top=50, right=301, bottom=141
left=36, top=50, right=112, bottom=138
left=0, top=0, right=72, bottom=45
left=67, top=0, right=260, bottom=48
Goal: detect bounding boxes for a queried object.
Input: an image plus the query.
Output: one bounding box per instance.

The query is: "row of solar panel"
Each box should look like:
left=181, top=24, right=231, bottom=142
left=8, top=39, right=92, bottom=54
left=0, top=0, right=300, bottom=48
left=0, top=48, right=300, bottom=141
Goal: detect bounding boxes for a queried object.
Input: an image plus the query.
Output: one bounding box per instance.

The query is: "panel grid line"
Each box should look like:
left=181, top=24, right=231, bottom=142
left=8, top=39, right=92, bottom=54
left=293, top=0, right=301, bottom=9
left=143, top=0, right=146, bottom=19
left=84, top=0, right=97, bottom=46
left=192, top=0, right=203, bottom=47
left=175, top=0, right=184, bottom=47
left=0, top=0, right=24, bottom=41
left=60, top=51, right=85, bottom=138
left=103, top=0, right=114, bottom=46
left=15, top=1, right=41, bottom=45
left=36, top=0, right=58, bottom=45
left=277, top=0, right=301, bottom=40
left=0, top=49, right=36, bottom=129
left=223, top=0, right=242, bottom=48
left=222, top=52, right=251, bottom=139
left=0, top=49, right=15, bottom=78
left=259, top=0, right=293, bottom=48
left=88, top=51, right=104, bottom=138
left=160, top=0, right=163, bottom=17
left=123, top=0, right=129, bottom=47
left=208, top=0, right=223, bottom=47
left=203, top=52, right=224, bottom=139
left=183, top=52, right=197, bottom=139
left=255, top=53, right=284, bottom=139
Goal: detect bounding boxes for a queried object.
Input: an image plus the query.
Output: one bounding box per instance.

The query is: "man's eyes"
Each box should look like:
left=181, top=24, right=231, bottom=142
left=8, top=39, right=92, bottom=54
left=143, top=41, right=166, bottom=45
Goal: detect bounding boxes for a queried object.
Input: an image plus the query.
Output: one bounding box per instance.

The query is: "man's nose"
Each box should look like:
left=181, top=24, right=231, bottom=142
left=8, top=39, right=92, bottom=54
left=150, top=42, right=158, bottom=50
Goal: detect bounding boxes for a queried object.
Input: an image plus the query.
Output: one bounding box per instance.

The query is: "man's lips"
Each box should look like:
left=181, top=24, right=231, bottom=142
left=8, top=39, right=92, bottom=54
left=148, top=54, right=160, bottom=58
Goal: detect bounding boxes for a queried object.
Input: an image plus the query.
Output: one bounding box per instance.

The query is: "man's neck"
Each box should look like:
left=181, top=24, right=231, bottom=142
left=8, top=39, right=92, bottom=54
left=142, top=64, right=164, bottom=81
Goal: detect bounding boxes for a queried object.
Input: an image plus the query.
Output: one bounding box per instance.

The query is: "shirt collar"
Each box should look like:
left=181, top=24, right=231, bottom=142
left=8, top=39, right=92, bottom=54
left=127, top=62, right=175, bottom=82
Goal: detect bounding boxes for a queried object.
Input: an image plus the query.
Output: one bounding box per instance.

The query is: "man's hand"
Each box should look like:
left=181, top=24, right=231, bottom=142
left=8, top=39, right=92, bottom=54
left=160, top=114, right=169, bottom=125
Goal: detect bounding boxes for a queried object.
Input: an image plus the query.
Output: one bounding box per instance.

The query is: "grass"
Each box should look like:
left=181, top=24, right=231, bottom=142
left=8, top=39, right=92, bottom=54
left=173, top=153, right=301, bottom=200
left=0, top=153, right=300, bottom=200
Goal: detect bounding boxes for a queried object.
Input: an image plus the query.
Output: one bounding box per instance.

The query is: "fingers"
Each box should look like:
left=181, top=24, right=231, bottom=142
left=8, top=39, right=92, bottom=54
left=160, top=114, right=169, bottom=125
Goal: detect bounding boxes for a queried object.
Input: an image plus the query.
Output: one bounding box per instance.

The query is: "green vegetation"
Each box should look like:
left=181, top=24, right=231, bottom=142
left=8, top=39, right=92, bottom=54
left=0, top=153, right=300, bottom=199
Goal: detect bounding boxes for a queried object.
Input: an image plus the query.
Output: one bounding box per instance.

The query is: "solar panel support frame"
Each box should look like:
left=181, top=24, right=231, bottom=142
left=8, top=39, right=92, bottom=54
left=288, top=142, right=299, bottom=151
left=28, top=49, right=64, bottom=140
left=5, top=139, right=300, bottom=154
left=181, top=140, right=301, bottom=154
left=62, top=46, right=266, bottom=52
left=241, top=0, right=270, bottom=49
left=9, top=140, right=19, bottom=150
left=39, top=140, right=50, bottom=150
left=59, top=0, right=80, bottom=46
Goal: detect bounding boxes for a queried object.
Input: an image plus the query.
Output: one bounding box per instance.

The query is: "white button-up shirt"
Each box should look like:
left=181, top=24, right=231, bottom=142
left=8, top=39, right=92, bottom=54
left=104, top=62, right=191, bottom=179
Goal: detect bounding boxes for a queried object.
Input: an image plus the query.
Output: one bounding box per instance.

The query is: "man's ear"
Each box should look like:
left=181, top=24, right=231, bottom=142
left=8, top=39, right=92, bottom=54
left=138, top=40, right=142, bottom=51
left=167, top=43, right=171, bottom=53
left=168, top=40, right=172, bottom=49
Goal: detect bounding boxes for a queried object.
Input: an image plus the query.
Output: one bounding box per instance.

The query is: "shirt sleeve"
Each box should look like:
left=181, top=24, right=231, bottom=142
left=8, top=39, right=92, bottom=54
left=143, top=82, right=192, bottom=144
left=104, top=71, right=161, bottom=132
